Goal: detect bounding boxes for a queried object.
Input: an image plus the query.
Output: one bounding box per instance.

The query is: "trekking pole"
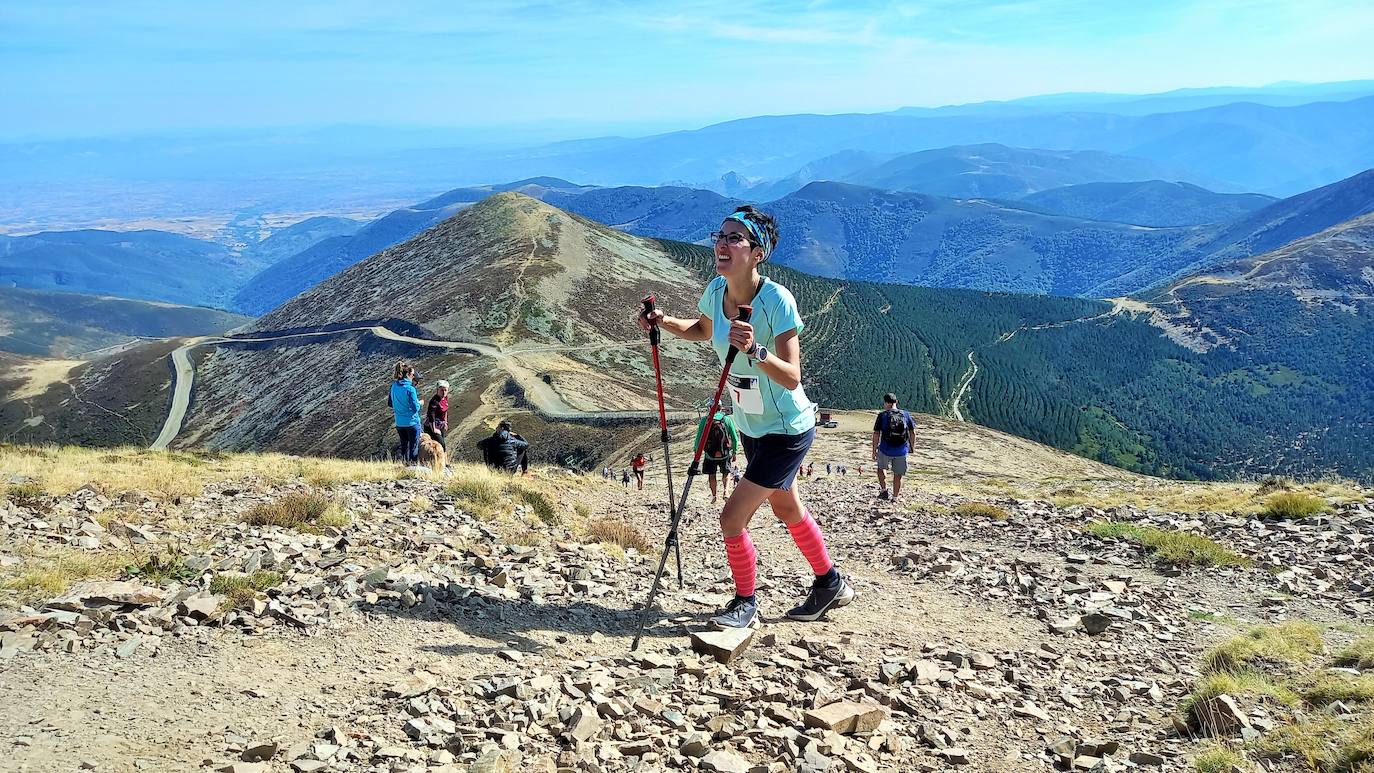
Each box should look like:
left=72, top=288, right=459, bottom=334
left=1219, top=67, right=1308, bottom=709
left=641, top=294, right=683, bottom=586
left=631, top=305, right=751, bottom=651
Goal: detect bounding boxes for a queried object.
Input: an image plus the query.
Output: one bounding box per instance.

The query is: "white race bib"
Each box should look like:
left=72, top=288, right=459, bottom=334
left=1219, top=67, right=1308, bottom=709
left=728, top=374, right=764, bottom=415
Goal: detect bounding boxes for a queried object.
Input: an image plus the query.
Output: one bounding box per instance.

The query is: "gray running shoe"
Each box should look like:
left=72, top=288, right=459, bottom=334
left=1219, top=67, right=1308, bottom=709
left=710, top=596, right=759, bottom=629
left=786, top=576, right=855, bottom=622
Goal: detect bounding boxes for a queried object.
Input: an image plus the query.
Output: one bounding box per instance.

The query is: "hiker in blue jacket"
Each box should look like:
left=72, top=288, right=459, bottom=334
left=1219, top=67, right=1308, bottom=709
left=389, top=360, right=423, bottom=463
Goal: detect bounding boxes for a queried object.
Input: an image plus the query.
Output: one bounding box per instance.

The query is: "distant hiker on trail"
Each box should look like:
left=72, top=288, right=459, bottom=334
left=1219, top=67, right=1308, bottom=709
left=602, top=466, right=611, bottom=481
left=695, top=409, right=741, bottom=504
left=478, top=421, right=529, bottom=474
left=423, top=380, right=449, bottom=450
left=636, top=204, right=854, bottom=628
left=873, top=392, right=917, bottom=501
left=826, top=462, right=832, bottom=475
left=631, top=452, right=648, bottom=490
left=389, top=361, right=422, bottom=464
left=621, top=469, right=631, bottom=489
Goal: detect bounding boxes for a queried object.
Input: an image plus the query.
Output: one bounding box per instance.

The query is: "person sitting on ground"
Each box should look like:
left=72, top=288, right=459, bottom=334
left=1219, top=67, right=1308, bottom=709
left=872, top=392, right=917, bottom=501
left=695, top=409, right=741, bottom=504
left=388, top=361, right=423, bottom=464
left=631, top=452, right=648, bottom=490
left=423, top=380, right=450, bottom=450
left=477, top=420, right=529, bottom=473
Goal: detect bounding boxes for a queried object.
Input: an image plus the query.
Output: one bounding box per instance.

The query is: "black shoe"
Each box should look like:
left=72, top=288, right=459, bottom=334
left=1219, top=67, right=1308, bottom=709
left=786, top=576, right=855, bottom=622
left=710, top=596, right=760, bottom=629
left=877, top=489, right=890, bottom=500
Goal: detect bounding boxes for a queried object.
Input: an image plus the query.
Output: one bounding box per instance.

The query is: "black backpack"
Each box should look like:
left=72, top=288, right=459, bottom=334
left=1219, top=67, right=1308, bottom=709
left=705, top=419, right=729, bottom=458
left=881, top=408, right=909, bottom=447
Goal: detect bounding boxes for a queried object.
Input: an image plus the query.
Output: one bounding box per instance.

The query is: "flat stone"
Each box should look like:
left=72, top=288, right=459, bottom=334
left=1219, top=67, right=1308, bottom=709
left=1080, top=614, right=1113, bottom=635
left=690, top=627, right=754, bottom=664
left=1128, top=751, right=1165, bottom=766
left=564, top=704, right=601, bottom=742
left=241, top=740, right=279, bottom=762
left=699, top=749, right=751, bottom=773
left=48, top=581, right=165, bottom=611
left=803, top=701, right=885, bottom=734
left=382, top=671, right=437, bottom=699
left=181, top=595, right=223, bottom=621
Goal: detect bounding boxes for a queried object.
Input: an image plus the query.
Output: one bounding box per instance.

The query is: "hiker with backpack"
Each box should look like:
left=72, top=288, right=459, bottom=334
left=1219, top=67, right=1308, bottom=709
left=695, top=409, right=741, bottom=505
left=872, top=392, right=917, bottom=501
left=635, top=204, right=854, bottom=628
left=388, top=361, right=423, bottom=464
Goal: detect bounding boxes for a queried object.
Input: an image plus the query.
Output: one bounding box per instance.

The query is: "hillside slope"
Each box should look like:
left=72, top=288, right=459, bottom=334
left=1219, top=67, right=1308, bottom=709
left=0, top=287, right=251, bottom=357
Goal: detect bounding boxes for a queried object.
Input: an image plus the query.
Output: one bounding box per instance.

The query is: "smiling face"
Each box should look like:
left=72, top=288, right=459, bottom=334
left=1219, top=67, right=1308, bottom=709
left=714, top=219, right=762, bottom=279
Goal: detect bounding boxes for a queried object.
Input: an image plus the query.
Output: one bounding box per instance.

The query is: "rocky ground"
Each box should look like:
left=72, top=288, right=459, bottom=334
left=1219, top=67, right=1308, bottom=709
left=1, top=426, right=1371, bottom=773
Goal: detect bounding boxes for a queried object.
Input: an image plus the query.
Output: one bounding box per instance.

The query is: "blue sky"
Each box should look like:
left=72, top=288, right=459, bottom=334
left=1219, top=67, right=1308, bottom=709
left=4, top=0, right=1373, bottom=139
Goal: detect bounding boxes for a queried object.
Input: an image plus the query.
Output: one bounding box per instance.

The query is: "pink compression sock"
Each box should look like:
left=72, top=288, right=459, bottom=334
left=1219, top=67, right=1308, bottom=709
left=723, top=531, right=757, bottom=597
left=786, top=510, right=835, bottom=576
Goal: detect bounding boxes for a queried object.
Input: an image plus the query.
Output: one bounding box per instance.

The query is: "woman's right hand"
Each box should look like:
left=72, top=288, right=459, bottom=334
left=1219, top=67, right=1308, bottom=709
left=637, top=308, right=665, bottom=331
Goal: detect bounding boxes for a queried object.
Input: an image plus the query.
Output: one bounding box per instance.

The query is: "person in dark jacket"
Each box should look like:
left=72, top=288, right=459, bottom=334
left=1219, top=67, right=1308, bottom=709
left=424, top=380, right=450, bottom=450
left=389, top=361, right=422, bottom=464
left=478, top=421, right=529, bottom=473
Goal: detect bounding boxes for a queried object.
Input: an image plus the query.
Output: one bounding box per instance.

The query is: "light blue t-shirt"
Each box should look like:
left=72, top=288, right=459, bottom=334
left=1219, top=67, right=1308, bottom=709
left=697, top=276, right=816, bottom=438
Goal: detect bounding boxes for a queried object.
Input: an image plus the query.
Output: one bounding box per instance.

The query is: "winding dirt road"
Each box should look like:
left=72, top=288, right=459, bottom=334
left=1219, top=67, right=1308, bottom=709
left=150, top=325, right=683, bottom=450
left=949, top=302, right=1127, bottom=423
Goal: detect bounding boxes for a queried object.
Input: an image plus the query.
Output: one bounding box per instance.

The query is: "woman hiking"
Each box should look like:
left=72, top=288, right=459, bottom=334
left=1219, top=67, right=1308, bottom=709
left=636, top=205, right=854, bottom=628
left=631, top=452, right=648, bottom=490
left=388, top=361, right=422, bottom=464
left=424, top=380, right=450, bottom=450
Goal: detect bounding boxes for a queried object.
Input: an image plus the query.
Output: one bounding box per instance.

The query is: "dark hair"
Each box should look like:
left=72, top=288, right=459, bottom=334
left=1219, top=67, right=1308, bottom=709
left=883, top=392, right=898, bottom=405
left=497, top=420, right=512, bottom=432
left=731, top=205, right=779, bottom=259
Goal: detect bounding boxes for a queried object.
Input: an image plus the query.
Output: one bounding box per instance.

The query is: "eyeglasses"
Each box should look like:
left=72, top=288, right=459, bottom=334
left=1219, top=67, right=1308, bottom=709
left=710, top=231, right=755, bottom=247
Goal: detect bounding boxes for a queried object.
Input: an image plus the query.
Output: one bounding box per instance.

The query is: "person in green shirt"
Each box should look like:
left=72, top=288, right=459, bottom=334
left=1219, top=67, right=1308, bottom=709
left=694, top=409, right=742, bottom=504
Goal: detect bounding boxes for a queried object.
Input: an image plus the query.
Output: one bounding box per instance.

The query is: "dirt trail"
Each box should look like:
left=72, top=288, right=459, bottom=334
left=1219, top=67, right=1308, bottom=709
left=150, top=325, right=678, bottom=451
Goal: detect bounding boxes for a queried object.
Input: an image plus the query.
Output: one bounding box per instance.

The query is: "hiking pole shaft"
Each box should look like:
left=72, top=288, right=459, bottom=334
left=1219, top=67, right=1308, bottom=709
left=632, top=305, right=751, bottom=651
left=641, top=295, right=682, bottom=586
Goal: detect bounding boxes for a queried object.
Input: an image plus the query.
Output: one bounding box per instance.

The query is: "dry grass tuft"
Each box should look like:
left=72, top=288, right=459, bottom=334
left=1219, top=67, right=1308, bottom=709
left=243, top=492, right=348, bottom=533
left=1260, top=714, right=1374, bottom=772
left=1204, top=622, right=1324, bottom=674
left=1304, top=674, right=1374, bottom=708
left=5, top=480, right=46, bottom=507
left=443, top=463, right=564, bottom=527
left=585, top=518, right=652, bottom=554
left=0, top=545, right=139, bottom=606
left=209, top=570, right=282, bottom=596
left=0, top=444, right=402, bottom=500
left=1087, top=521, right=1248, bottom=567
left=1263, top=491, right=1330, bottom=519
left=1193, top=746, right=1247, bottom=773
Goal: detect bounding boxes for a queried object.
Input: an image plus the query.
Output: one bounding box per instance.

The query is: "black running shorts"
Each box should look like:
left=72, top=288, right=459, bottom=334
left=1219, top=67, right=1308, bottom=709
left=740, top=428, right=815, bottom=491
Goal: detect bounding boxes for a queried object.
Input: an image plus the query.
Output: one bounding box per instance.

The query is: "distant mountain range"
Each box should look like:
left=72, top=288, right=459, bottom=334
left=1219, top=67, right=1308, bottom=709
left=6, top=193, right=1369, bottom=479
left=0, top=286, right=250, bottom=357
left=1021, top=181, right=1276, bottom=226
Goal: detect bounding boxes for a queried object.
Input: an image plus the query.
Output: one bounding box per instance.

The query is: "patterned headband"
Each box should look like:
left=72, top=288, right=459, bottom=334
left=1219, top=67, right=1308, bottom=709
left=724, top=212, right=774, bottom=259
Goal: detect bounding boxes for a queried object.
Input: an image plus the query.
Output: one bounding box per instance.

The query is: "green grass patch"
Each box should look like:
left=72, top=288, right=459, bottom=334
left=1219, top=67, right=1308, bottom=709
left=243, top=492, right=348, bottom=533
left=1260, top=714, right=1374, bottom=772
left=1194, top=746, right=1247, bottom=773
left=1184, top=670, right=1302, bottom=719
left=1304, top=674, right=1374, bottom=708
left=952, top=502, right=1010, bottom=520
left=1204, top=622, right=1324, bottom=674
left=517, top=489, right=559, bottom=525
left=1087, top=521, right=1248, bottom=567
left=5, top=481, right=46, bottom=507
left=1335, top=637, right=1374, bottom=670
left=1262, top=491, right=1329, bottom=519
left=124, top=552, right=200, bottom=584
left=210, top=570, right=283, bottom=611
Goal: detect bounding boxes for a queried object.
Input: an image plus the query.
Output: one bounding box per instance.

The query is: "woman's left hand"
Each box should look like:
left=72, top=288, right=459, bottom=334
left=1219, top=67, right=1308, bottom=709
left=728, top=319, right=755, bottom=354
